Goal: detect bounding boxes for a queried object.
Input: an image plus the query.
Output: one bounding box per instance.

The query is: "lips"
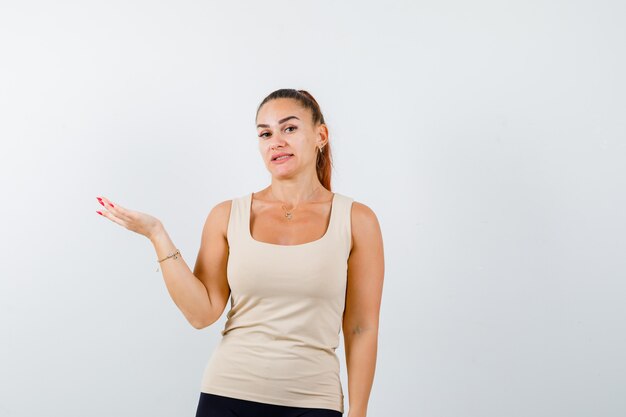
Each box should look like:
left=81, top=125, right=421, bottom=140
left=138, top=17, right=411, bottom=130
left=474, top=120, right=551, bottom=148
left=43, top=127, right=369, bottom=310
left=271, top=152, right=294, bottom=161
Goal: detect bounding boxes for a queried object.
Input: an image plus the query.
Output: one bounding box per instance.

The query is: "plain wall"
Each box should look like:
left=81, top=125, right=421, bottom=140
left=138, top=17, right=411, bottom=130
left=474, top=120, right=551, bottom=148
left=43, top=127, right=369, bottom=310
left=0, top=1, right=624, bottom=416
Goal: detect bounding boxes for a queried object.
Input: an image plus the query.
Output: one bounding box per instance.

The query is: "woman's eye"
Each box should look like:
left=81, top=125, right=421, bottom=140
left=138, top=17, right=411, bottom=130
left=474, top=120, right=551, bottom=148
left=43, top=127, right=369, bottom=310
left=258, top=126, right=296, bottom=138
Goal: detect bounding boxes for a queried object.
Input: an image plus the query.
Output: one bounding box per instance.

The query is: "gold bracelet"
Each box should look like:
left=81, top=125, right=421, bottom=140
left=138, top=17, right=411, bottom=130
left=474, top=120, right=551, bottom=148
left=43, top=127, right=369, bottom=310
left=156, top=248, right=180, bottom=272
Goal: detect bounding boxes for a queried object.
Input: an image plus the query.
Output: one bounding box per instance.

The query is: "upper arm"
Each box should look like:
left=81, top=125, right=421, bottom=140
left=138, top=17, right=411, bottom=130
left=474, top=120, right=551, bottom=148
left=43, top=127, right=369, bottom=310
left=342, top=201, right=385, bottom=336
left=192, top=199, right=232, bottom=328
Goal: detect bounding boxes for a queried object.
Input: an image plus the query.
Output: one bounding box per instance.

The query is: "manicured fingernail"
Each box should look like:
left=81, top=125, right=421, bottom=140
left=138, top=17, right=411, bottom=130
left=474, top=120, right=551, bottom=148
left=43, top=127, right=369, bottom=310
left=96, top=211, right=103, bottom=215
left=99, top=200, right=104, bottom=206
left=97, top=197, right=102, bottom=201
left=109, top=203, right=114, bottom=208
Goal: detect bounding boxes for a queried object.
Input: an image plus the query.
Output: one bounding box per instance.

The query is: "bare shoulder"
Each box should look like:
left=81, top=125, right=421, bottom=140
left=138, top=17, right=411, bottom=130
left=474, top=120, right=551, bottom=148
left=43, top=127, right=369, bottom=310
left=213, top=198, right=233, bottom=214
left=203, top=198, right=233, bottom=239
left=349, top=201, right=383, bottom=251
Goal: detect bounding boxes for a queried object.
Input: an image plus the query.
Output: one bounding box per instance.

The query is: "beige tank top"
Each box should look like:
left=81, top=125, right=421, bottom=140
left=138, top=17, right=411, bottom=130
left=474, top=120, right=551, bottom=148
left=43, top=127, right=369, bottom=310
left=200, top=191, right=354, bottom=413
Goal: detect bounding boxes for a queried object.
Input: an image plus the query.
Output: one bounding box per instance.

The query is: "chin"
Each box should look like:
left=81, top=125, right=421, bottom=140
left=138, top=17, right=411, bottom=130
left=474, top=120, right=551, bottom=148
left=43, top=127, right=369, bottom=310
left=270, top=168, right=297, bottom=178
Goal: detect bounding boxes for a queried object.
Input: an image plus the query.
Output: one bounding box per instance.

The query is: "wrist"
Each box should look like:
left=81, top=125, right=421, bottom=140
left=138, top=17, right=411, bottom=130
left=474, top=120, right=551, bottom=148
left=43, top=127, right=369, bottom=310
left=148, top=222, right=166, bottom=243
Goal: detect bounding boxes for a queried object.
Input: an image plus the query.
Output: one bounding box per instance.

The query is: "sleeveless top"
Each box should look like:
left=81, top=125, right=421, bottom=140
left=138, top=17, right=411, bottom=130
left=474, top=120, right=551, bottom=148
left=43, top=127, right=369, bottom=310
left=200, top=191, right=354, bottom=413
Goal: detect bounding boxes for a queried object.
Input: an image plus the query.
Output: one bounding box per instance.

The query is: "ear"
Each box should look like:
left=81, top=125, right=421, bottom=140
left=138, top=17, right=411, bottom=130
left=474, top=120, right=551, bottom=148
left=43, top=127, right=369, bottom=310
left=317, top=124, right=329, bottom=148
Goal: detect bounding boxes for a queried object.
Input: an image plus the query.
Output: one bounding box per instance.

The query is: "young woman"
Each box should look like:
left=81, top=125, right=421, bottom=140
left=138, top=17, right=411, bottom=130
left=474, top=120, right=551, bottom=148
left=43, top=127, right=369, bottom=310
left=96, top=89, right=384, bottom=417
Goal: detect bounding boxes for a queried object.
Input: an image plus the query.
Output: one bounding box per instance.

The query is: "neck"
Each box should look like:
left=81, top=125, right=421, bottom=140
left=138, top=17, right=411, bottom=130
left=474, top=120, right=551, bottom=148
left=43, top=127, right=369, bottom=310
left=267, top=176, right=325, bottom=208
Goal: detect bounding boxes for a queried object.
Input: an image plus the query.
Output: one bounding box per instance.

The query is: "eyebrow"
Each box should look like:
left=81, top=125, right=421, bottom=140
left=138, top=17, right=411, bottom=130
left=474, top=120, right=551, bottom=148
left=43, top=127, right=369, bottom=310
left=256, top=115, right=300, bottom=129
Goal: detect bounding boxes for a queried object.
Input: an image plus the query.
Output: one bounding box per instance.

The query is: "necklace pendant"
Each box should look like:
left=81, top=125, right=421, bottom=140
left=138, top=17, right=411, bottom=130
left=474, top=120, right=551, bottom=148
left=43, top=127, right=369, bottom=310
left=285, top=212, right=293, bottom=220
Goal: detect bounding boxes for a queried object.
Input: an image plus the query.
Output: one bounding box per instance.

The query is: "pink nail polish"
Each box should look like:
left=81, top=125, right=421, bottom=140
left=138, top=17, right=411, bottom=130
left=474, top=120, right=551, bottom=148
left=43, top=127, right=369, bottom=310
left=99, top=201, right=104, bottom=206
left=96, top=211, right=103, bottom=215
left=109, top=203, right=114, bottom=208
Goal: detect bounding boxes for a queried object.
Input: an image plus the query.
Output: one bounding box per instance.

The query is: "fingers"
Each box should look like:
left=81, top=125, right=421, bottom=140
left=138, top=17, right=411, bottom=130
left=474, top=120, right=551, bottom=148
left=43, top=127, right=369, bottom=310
left=97, top=196, right=132, bottom=222
left=96, top=196, right=132, bottom=225
left=97, top=207, right=128, bottom=228
left=96, top=196, right=159, bottom=238
left=97, top=196, right=117, bottom=211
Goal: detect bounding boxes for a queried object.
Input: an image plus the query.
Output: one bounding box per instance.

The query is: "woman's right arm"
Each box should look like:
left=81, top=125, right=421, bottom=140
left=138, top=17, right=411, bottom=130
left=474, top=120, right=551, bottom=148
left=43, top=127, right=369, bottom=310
left=150, top=200, right=232, bottom=329
left=96, top=195, right=231, bottom=330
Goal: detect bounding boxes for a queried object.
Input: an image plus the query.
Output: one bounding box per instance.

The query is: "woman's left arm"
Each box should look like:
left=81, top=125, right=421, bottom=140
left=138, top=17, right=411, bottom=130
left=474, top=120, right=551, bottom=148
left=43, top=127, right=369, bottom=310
left=342, top=202, right=385, bottom=417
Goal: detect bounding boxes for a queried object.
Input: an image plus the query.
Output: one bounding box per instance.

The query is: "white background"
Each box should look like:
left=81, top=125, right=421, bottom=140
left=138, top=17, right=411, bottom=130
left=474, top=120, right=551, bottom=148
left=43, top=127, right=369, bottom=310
left=1, top=1, right=625, bottom=416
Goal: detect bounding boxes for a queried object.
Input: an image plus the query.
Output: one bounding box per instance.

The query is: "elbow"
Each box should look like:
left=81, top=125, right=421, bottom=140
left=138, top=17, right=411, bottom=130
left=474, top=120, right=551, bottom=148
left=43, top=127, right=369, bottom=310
left=186, top=310, right=209, bottom=329
left=190, top=313, right=213, bottom=329
left=191, top=319, right=208, bottom=330
left=190, top=310, right=219, bottom=330
left=343, top=321, right=379, bottom=340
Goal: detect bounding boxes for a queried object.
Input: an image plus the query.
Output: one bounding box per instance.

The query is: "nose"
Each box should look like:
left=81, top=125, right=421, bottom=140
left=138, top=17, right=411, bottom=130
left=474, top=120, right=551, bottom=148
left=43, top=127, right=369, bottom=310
left=268, top=133, right=287, bottom=150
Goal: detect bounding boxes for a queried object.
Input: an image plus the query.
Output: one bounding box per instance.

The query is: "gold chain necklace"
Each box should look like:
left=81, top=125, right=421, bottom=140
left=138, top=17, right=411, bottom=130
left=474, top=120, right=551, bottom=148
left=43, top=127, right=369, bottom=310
left=281, top=204, right=295, bottom=220
left=271, top=187, right=322, bottom=221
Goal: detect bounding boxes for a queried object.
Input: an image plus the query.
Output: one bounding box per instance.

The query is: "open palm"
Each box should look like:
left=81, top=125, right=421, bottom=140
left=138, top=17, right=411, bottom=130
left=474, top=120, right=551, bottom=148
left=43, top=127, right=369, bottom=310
left=96, top=196, right=162, bottom=240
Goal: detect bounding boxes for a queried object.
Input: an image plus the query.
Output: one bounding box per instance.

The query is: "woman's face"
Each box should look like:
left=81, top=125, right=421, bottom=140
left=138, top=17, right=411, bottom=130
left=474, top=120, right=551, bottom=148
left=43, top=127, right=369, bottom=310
left=255, top=98, right=326, bottom=178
